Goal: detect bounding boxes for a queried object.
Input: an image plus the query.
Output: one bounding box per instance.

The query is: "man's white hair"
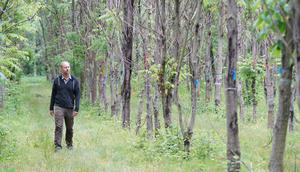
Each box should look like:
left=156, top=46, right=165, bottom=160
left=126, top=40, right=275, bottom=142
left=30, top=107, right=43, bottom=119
left=60, top=61, right=70, bottom=68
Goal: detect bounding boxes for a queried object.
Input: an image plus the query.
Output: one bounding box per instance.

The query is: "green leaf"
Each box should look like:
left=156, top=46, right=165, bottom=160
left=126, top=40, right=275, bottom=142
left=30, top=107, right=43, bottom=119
left=278, top=20, right=286, bottom=33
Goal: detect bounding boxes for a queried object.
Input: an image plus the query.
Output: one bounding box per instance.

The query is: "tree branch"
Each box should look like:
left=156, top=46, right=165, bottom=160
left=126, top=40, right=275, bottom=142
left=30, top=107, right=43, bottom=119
left=0, top=0, right=10, bottom=20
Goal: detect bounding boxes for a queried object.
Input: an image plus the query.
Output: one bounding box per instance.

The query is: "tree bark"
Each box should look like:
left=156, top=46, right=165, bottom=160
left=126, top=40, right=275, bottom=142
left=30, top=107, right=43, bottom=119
left=205, top=18, right=213, bottom=102
left=293, top=0, right=300, bottom=122
left=161, top=0, right=172, bottom=129
left=252, top=42, right=258, bottom=122
left=226, top=0, right=241, bottom=171
left=78, top=0, right=98, bottom=104
left=269, top=12, right=294, bottom=172
left=135, top=89, right=145, bottom=135
left=121, top=0, right=135, bottom=128
left=237, top=80, right=245, bottom=122
left=140, top=2, right=153, bottom=137
left=99, top=58, right=109, bottom=111
left=184, top=0, right=202, bottom=153
left=265, top=40, right=275, bottom=128
left=215, top=3, right=224, bottom=107
left=156, top=0, right=172, bottom=128
left=152, top=0, right=161, bottom=133
left=153, top=86, right=161, bottom=133
left=289, top=83, right=295, bottom=132
left=0, top=0, right=10, bottom=20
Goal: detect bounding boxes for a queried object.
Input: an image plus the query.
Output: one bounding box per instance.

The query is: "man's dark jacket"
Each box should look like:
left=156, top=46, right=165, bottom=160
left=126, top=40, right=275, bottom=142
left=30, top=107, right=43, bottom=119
left=50, top=75, right=80, bottom=112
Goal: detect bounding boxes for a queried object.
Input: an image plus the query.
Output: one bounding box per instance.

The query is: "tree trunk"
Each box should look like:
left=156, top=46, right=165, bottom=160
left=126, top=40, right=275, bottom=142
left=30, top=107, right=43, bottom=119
left=237, top=80, right=245, bottom=122
left=109, top=45, right=117, bottom=116
left=293, top=0, right=300, bottom=123
left=252, top=42, right=258, bottom=122
left=215, top=3, right=224, bottom=107
left=161, top=0, right=172, bottom=129
left=121, top=0, right=135, bottom=128
left=205, top=19, right=213, bottom=102
left=144, top=60, right=153, bottom=138
left=289, top=83, right=295, bottom=132
left=99, top=58, right=109, bottom=112
left=107, top=1, right=122, bottom=117
left=39, top=19, right=51, bottom=80
left=72, top=0, right=76, bottom=30
left=172, top=0, right=189, bottom=138
left=269, top=13, right=294, bottom=172
left=152, top=0, right=161, bottom=133
left=184, top=0, right=202, bottom=153
left=265, top=40, right=275, bottom=128
left=226, top=0, right=240, bottom=171
left=156, top=0, right=172, bottom=129
left=135, top=89, right=145, bottom=135
left=78, top=0, right=98, bottom=104
left=153, top=86, right=161, bottom=133
left=140, top=3, right=153, bottom=137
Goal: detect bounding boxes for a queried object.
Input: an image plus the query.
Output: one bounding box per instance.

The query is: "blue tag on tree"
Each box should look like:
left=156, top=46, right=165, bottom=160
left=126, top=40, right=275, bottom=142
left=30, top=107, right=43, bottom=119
left=231, top=69, right=236, bottom=81
left=194, top=79, right=200, bottom=88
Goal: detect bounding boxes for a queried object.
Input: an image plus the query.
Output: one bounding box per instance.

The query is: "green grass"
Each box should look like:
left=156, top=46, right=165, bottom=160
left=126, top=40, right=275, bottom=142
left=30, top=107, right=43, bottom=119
left=0, top=76, right=299, bottom=172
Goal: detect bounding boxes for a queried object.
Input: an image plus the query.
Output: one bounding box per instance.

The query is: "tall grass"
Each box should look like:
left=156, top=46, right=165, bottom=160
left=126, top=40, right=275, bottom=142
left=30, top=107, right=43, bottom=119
left=0, top=76, right=299, bottom=172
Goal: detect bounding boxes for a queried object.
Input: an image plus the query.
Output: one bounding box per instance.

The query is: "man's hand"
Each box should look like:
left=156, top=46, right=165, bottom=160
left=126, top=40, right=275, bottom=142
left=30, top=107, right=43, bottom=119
left=50, top=110, right=54, bottom=117
left=73, top=111, right=78, bottom=117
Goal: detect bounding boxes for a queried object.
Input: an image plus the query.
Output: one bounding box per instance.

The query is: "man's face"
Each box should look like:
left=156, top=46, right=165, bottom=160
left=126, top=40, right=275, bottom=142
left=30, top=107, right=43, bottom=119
left=61, top=62, right=70, bottom=75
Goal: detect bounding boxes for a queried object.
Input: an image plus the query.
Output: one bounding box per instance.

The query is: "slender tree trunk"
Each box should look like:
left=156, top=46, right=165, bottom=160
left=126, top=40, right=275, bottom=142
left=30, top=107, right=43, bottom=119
left=99, top=58, right=109, bottom=111
left=153, top=86, right=160, bottom=132
left=109, top=45, right=116, bottom=116
left=107, top=1, right=121, bottom=117
left=136, top=89, right=145, bottom=135
left=215, top=3, right=224, bottom=107
left=153, top=0, right=161, bottom=133
left=293, top=0, right=300, bottom=122
left=172, top=0, right=189, bottom=138
left=226, top=0, right=240, bottom=171
left=121, top=0, right=135, bottom=128
left=156, top=0, right=172, bottom=128
left=90, top=51, right=98, bottom=104
left=237, top=80, right=245, bottom=122
left=265, top=40, right=275, bottom=128
left=184, top=0, right=202, bottom=153
left=252, top=42, right=258, bottom=122
left=269, top=13, right=294, bottom=172
left=205, top=19, right=213, bottom=102
left=39, top=19, right=51, bottom=80
left=289, top=83, right=295, bottom=131
left=79, top=0, right=98, bottom=104
left=72, top=0, right=76, bottom=30
left=140, top=3, right=153, bottom=137
left=161, top=0, right=172, bottom=129
left=144, top=61, right=153, bottom=137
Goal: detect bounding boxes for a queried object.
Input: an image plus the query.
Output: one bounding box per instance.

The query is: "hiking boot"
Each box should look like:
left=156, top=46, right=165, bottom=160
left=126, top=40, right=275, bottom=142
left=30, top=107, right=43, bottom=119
left=67, top=145, right=73, bottom=150
left=55, top=146, right=62, bottom=152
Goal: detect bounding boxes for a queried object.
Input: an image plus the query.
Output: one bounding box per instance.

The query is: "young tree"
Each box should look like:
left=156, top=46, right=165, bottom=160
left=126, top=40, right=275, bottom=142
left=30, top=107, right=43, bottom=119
left=182, top=0, right=202, bottom=153
left=226, top=0, right=241, bottom=171
left=264, top=40, right=275, bottom=128
left=215, top=2, right=225, bottom=107
left=121, top=0, right=135, bottom=128
left=269, top=20, right=294, bottom=172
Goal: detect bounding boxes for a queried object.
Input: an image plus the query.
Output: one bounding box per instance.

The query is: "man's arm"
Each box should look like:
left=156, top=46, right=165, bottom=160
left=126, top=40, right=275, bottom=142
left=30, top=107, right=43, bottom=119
left=74, top=79, right=80, bottom=112
left=50, top=79, right=57, bottom=112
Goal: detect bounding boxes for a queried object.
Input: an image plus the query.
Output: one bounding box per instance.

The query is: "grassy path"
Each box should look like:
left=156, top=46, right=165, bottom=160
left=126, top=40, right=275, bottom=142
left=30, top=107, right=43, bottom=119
left=0, top=77, right=205, bottom=172
left=0, top=77, right=138, bottom=171
left=0, top=77, right=299, bottom=172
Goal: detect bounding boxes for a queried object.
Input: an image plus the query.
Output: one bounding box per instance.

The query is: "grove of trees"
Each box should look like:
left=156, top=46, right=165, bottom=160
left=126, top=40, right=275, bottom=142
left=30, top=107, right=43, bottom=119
left=1, top=0, right=300, bottom=171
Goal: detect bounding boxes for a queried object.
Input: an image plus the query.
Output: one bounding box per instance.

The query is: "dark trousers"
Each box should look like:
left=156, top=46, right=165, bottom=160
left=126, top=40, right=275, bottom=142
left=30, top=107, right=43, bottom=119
left=54, top=106, right=74, bottom=148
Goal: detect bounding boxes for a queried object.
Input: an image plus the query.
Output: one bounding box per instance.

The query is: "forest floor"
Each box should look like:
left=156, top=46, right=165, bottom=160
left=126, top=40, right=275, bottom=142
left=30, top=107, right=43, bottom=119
left=0, top=76, right=299, bottom=172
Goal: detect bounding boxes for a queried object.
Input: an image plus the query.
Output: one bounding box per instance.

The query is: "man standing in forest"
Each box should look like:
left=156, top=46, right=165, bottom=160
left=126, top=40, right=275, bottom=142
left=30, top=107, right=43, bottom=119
left=49, top=61, right=80, bottom=152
